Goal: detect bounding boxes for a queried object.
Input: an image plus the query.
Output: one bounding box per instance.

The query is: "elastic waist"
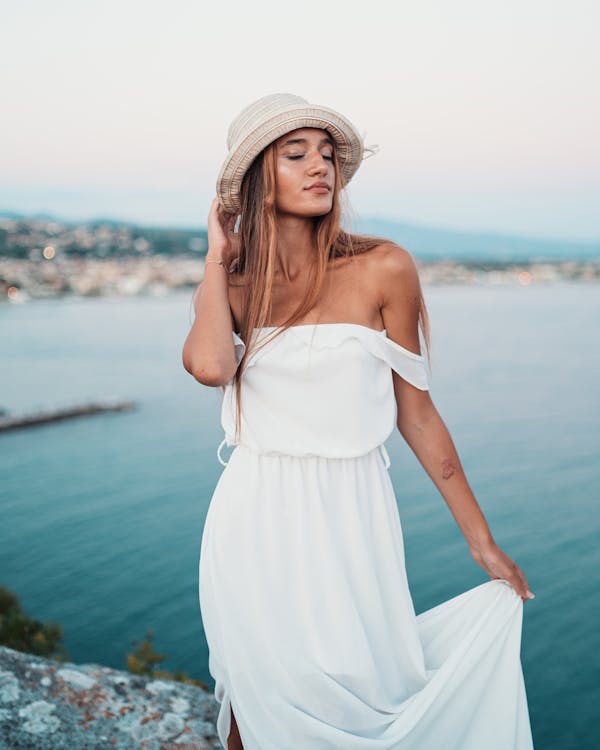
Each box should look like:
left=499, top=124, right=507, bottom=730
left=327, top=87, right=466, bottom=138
left=216, top=437, right=391, bottom=470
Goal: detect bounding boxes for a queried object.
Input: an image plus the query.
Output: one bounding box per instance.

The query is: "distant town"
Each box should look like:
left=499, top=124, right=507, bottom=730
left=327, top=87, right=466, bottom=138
left=1, top=214, right=598, bottom=302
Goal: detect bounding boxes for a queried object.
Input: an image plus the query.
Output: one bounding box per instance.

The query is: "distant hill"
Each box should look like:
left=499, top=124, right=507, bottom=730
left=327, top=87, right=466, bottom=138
left=1, top=209, right=598, bottom=262
left=0, top=209, right=154, bottom=231
left=354, top=216, right=600, bottom=262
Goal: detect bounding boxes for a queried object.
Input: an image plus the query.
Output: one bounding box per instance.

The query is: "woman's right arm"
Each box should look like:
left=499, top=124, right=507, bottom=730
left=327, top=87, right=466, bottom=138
left=181, top=198, right=240, bottom=387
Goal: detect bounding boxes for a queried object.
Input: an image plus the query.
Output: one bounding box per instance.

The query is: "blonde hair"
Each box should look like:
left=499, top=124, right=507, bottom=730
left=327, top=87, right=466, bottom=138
left=220, top=139, right=431, bottom=442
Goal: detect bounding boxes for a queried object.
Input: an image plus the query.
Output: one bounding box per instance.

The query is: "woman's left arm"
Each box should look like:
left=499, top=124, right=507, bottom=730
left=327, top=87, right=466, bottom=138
left=377, top=244, right=535, bottom=603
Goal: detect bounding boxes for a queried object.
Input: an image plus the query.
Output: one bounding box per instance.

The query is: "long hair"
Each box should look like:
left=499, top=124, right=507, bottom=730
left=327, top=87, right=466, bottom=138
left=220, top=140, right=431, bottom=443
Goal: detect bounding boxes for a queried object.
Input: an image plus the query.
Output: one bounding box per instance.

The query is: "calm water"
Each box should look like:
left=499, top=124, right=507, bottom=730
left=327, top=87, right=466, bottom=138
left=1, top=285, right=598, bottom=749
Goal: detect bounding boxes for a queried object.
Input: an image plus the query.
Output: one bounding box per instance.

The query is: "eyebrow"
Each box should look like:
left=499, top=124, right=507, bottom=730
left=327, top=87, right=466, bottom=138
left=279, top=136, right=334, bottom=148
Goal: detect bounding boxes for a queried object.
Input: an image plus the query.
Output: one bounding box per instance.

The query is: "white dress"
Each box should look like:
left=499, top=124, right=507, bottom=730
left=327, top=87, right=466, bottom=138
left=199, top=323, right=534, bottom=750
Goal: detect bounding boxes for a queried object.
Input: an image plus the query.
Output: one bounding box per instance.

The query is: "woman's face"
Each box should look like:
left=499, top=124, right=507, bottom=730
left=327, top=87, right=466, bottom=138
left=274, top=127, right=335, bottom=217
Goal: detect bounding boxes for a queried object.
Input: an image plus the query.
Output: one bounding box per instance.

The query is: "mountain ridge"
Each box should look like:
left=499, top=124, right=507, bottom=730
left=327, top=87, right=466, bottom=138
left=2, top=209, right=598, bottom=261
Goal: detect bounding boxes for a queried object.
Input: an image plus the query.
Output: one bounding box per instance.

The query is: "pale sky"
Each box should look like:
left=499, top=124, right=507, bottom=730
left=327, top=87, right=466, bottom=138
left=1, top=0, right=598, bottom=240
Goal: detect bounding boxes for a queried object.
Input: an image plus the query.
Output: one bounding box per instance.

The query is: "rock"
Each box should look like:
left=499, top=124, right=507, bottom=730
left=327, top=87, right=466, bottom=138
left=0, top=646, right=221, bottom=749
left=55, top=669, right=97, bottom=691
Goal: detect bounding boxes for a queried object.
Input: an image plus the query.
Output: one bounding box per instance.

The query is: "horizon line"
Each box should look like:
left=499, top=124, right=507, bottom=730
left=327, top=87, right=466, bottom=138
left=1, top=208, right=599, bottom=248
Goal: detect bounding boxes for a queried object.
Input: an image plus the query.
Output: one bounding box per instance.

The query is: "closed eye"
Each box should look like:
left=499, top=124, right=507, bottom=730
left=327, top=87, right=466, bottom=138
left=288, top=155, right=333, bottom=161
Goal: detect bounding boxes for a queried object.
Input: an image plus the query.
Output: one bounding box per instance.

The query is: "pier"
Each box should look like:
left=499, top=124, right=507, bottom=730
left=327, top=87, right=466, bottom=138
left=0, top=399, right=137, bottom=432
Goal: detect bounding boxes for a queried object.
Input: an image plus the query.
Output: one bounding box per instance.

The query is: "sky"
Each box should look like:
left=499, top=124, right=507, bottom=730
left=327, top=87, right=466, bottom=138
left=1, top=0, right=598, bottom=241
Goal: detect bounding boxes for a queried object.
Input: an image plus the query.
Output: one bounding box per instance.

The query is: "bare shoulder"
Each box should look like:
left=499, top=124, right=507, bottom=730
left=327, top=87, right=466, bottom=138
left=364, top=242, right=424, bottom=357
left=361, top=241, right=421, bottom=306
left=376, top=241, right=418, bottom=272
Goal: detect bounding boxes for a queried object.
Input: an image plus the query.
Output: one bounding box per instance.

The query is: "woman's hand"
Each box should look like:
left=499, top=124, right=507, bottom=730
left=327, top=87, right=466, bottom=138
left=207, top=197, right=240, bottom=266
left=469, top=539, right=535, bottom=603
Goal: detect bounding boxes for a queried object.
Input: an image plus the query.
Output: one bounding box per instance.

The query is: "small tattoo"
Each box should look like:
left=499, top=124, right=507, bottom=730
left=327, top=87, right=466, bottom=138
left=441, top=458, right=457, bottom=480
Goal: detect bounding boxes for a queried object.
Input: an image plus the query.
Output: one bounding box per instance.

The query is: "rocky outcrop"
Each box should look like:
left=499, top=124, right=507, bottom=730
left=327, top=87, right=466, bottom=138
left=0, top=646, right=221, bottom=749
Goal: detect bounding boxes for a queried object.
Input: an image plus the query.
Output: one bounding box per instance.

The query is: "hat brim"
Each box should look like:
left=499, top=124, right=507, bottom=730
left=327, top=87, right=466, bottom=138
left=216, top=104, right=365, bottom=214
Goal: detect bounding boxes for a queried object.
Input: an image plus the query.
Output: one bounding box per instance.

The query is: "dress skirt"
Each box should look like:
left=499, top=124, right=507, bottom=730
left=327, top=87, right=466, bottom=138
left=199, top=441, right=533, bottom=750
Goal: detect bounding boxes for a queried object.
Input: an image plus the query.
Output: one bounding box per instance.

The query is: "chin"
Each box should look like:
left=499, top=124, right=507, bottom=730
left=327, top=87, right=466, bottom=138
left=302, top=206, right=332, bottom=218
left=304, top=195, right=334, bottom=215
left=276, top=196, right=334, bottom=218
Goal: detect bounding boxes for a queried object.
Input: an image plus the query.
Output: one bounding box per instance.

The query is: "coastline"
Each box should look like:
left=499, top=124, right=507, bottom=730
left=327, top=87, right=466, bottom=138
left=1, top=254, right=599, bottom=303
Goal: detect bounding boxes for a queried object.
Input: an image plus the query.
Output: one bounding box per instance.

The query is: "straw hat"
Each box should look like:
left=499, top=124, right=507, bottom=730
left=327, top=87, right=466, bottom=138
left=216, top=93, right=379, bottom=214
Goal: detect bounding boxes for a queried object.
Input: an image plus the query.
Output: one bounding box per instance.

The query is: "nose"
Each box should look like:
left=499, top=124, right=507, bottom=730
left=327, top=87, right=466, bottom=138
left=307, top=150, right=330, bottom=175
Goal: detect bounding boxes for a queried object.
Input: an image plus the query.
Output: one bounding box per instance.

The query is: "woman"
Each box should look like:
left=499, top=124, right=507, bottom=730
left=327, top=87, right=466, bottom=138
left=183, top=93, right=535, bottom=750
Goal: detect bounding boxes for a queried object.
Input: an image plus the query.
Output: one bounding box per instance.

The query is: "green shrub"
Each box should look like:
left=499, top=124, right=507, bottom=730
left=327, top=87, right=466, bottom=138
left=0, top=585, right=68, bottom=660
left=126, top=628, right=208, bottom=689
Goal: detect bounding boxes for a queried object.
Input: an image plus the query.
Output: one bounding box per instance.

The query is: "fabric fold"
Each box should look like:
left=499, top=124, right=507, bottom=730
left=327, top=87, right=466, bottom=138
left=199, top=322, right=533, bottom=749
left=232, top=324, right=430, bottom=390
left=220, top=324, right=429, bottom=460
left=232, top=330, right=246, bottom=364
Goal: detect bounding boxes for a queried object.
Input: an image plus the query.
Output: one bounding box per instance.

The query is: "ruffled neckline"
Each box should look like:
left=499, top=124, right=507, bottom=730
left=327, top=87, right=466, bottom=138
left=244, top=322, right=424, bottom=361
left=233, top=322, right=429, bottom=389
left=253, top=322, right=386, bottom=335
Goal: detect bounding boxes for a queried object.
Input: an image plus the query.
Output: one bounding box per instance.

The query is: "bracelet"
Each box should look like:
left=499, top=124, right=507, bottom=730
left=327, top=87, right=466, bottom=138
left=205, top=259, right=228, bottom=271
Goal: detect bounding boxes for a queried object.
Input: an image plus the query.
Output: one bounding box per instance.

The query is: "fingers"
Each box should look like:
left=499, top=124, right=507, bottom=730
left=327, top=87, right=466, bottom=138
left=210, top=197, right=232, bottom=221
left=514, top=566, right=535, bottom=602
left=212, top=197, right=237, bottom=229
left=482, top=549, right=536, bottom=604
left=208, top=197, right=222, bottom=223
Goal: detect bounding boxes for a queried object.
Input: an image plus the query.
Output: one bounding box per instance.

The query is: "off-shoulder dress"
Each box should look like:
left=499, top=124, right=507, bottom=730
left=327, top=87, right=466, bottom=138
left=198, top=323, right=533, bottom=750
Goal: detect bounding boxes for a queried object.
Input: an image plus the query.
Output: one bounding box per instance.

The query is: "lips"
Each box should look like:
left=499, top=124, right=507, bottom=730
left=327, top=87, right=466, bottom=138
left=306, top=182, right=331, bottom=193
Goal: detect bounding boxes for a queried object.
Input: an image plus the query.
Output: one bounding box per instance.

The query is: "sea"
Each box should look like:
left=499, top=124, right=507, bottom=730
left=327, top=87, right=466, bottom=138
left=1, top=283, right=598, bottom=749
